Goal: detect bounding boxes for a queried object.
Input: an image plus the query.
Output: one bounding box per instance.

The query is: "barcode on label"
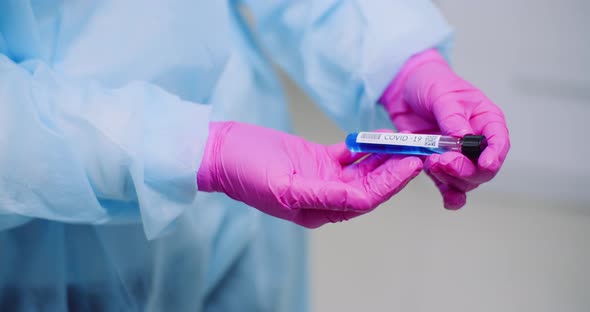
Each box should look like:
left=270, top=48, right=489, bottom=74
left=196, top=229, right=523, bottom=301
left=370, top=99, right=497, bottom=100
left=424, top=136, right=438, bottom=147
left=359, top=133, right=382, bottom=140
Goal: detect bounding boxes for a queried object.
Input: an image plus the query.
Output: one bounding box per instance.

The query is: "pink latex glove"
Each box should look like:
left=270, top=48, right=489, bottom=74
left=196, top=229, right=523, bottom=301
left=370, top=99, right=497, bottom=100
left=380, top=49, right=510, bottom=210
left=197, top=121, right=423, bottom=228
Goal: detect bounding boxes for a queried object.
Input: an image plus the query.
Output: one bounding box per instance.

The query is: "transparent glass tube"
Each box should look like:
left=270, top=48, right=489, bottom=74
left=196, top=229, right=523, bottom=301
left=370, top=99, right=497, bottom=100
left=345, top=132, right=487, bottom=159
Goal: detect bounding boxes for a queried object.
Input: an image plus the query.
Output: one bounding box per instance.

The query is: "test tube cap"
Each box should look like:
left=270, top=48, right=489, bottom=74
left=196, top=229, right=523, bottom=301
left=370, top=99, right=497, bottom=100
left=461, top=135, right=487, bottom=160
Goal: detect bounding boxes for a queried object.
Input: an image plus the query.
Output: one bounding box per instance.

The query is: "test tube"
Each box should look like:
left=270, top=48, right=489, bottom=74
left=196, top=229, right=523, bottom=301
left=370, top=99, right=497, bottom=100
left=345, top=132, right=487, bottom=160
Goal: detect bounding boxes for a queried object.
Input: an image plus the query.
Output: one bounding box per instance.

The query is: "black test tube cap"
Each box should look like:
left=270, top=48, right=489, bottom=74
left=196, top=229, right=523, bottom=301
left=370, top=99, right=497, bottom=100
left=461, top=135, right=487, bottom=160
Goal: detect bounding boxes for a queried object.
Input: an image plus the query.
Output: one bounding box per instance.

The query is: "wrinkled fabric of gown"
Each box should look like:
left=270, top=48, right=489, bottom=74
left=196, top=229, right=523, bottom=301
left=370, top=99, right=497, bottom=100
left=0, top=1, right=452, bottom=311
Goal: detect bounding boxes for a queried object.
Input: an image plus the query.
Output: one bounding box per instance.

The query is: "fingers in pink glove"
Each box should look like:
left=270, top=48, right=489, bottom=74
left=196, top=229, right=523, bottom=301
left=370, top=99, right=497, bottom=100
left=431, top=103, right=509, bottom=178
left=427, top=152, right=476, bottom=178
left=426, top=171, right=467, bottom=210
left=328, top=142, right=368, bottom=165
left=473, top=106, right=511, bottom=173
left=293, top=210, right=365, bottom=229
left=432, top=96, right=475, bottom=138
left=288, top=155, right=422, bottom=228
left=290, top=154, right=423, bottom=212
left=425, top=153, right=479, bottom=210
left=433, top=96, right=510, bottom=176
left=360, top=156, right=423, bottom=203
left=340, top=153, right=392, bottom=181
left=425, top=154, right=479, bottom=192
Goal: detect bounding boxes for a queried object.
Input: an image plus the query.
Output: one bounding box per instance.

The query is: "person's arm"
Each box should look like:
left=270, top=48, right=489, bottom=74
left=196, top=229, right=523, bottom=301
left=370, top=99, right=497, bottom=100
left=0, top=54, right=211, bottom=239
left=240, top=0, right=453, bottom=132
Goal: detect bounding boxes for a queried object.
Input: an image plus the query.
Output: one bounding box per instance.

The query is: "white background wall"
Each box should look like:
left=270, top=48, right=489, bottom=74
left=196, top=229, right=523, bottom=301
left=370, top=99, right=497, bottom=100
left=436, top=0, right=590, bottom=203
left=283, top=1, right=590, bottom=311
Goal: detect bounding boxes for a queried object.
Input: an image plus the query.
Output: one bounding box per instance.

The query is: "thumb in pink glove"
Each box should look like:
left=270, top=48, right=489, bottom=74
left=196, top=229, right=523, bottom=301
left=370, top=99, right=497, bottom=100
left=380, top=49, right=510, bottom=210
left=197, top=121, right=423, bottom=228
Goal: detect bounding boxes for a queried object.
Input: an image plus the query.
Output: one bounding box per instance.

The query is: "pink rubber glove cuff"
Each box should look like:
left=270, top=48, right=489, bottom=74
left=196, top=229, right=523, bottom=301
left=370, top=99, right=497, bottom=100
left=197, top=121, right=226, bottom=192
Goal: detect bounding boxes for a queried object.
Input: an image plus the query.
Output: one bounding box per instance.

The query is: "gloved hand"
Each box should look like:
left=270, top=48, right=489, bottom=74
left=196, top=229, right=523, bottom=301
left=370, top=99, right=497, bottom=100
left=380, top=49, right=510, bottom=210
left=197, top=121, right=423, bottom=228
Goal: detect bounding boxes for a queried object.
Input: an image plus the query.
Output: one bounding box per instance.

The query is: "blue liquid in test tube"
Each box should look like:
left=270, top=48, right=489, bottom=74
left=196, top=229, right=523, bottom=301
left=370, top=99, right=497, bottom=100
left=345, top=132, right=487, bottom=160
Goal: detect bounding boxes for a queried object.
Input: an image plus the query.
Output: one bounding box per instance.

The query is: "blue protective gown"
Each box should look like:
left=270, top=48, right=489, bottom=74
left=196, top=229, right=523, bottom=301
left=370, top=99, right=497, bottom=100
left=0, top=1, right=451, bottom=311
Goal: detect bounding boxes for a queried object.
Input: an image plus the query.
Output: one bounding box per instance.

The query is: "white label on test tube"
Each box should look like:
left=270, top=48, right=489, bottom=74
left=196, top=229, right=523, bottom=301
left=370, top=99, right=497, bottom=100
left=356, top=132, right=441, bottom=148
